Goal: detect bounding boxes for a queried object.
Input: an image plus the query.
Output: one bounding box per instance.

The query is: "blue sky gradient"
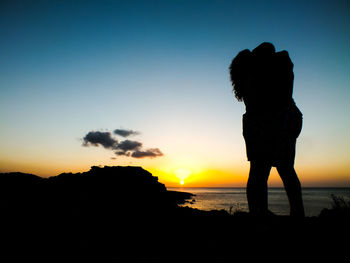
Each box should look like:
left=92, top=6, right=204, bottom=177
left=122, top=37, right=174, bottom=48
left=1, top=0, right=349, bottom=186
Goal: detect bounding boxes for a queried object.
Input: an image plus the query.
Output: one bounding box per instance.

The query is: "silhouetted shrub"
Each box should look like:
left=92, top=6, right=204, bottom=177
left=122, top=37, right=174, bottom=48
left=319, top=194, right=350, bottom=218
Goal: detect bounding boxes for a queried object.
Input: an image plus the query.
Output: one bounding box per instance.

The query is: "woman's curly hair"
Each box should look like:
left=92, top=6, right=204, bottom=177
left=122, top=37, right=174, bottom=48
left=229, top=49, right=252, bottom=101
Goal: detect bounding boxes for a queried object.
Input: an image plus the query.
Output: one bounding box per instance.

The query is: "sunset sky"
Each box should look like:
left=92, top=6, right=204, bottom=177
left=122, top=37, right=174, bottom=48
left=1, top=0, right=349, bottom=187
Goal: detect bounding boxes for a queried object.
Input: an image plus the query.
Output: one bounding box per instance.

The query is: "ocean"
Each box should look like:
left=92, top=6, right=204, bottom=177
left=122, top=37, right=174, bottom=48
left=168, top=187, right=350, bottom=217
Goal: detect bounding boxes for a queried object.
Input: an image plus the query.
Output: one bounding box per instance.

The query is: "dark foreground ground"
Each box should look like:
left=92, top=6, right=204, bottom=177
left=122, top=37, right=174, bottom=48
left=0, top=166, right=349, bottom=262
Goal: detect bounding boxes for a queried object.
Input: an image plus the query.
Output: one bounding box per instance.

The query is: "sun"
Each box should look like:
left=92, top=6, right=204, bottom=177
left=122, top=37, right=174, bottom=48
left=175, top=168, right=192, bottom=186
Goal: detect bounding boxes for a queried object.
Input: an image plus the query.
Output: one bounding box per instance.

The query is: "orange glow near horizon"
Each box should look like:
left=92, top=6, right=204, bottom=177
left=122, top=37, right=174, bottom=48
left=1, top=156, right=350, bottom=187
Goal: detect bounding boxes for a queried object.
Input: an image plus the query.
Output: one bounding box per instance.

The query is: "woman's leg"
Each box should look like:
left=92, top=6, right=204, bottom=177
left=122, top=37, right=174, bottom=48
left=247, top=161, right=272, bottom=216
left=276, top=163, right=305, bottom=217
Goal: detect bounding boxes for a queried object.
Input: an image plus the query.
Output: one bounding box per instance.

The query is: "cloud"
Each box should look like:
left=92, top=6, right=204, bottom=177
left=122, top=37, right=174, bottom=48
left=83, top=131, right=118, bottom=149
left=114, top=129, right=140, bottom=137
left=131, top=148, right=164, bottom=158
left=116, top=140, right=142, bottom=151
left=115, top=151, right=130, bottom=157
left=82, top=129, right=163, bottom=159
left=115, top=140, right=142, bottom=156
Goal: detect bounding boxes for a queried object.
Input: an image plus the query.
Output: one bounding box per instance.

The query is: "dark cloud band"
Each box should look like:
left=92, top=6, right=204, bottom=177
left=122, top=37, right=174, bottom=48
left=131, top=148, right=164, bottom=158
left=114, top=129, right=140, bottom=137
left=82, top=129, right=163, bottom=159
left=83, top=131, right=117, bottom=149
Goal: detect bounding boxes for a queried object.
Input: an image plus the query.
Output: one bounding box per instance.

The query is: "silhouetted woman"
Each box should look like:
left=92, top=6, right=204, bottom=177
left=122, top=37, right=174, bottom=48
left=229, top=42, right=305, bottom=217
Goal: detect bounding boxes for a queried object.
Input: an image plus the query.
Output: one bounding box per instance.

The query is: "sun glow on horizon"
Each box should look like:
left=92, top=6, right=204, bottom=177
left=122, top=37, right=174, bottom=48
left=175, top=168, right=191, bottom=186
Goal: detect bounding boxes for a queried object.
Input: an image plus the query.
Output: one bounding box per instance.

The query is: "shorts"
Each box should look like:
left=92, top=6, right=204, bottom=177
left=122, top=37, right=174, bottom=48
left=242, top=103, right=302, bottom=166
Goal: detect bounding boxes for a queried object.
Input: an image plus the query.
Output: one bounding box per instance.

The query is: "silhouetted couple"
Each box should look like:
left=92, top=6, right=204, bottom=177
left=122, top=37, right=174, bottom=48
left=230, top=42, right=305, bottom=217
